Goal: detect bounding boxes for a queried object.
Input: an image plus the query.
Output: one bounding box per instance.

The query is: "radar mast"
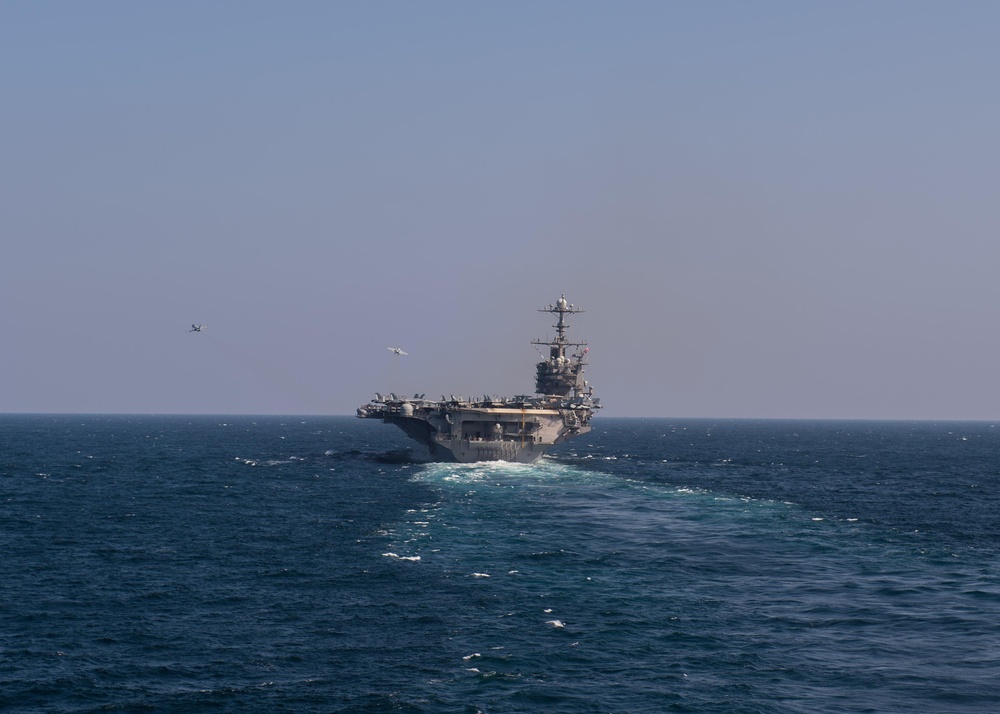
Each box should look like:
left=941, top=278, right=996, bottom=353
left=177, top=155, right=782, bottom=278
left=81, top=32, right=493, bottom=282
left=532, top=295, right=588, bottom=397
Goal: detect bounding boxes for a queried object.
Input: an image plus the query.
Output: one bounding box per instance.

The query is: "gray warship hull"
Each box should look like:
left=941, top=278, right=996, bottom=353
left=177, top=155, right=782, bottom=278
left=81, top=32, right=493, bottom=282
left=358, top=295, right=600, bottom=463
left=359, top=400, right=592, bottom=463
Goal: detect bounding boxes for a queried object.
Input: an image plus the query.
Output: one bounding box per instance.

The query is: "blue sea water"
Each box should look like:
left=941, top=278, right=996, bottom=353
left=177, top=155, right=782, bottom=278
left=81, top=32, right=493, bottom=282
left=2, top=416, right=1000, bottom=713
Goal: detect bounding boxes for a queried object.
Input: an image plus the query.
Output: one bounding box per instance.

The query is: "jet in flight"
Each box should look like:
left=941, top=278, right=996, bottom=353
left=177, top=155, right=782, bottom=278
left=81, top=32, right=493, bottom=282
left=189, top=324, right=206, bottom=332
left=387, top=346, right=407, bottom=356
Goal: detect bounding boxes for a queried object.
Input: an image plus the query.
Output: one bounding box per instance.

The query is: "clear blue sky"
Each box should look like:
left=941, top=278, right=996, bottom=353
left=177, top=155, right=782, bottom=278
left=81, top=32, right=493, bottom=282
left=4, top=1, right=1000, bottom=419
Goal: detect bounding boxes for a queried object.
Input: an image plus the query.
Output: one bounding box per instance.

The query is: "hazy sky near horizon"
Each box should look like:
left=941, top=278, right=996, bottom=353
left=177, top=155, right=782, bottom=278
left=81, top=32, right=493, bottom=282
left=4, top=1, right=1000, bottom=419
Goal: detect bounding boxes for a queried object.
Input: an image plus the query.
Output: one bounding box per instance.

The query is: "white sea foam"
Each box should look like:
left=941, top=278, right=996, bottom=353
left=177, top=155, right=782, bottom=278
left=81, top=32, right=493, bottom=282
left=415, top=458, right=587, bottom=487
left=382, top=553, right=421, bottom=561
left=546, top=620, right=565, bottom=628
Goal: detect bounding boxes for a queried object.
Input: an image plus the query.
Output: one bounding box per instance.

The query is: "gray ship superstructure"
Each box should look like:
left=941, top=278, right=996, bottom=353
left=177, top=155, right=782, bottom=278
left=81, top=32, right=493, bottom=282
left=357, top=295, right=600, bottom=463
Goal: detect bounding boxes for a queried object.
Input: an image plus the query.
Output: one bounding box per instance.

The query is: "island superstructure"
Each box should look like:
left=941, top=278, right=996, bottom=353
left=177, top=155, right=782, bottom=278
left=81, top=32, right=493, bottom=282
left=356, top=295, right=601, bottom=463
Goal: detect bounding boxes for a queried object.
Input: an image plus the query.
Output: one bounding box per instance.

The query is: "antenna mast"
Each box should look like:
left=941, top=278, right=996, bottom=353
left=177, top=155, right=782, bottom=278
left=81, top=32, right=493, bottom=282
left=532, top=295, right=589, bottom=397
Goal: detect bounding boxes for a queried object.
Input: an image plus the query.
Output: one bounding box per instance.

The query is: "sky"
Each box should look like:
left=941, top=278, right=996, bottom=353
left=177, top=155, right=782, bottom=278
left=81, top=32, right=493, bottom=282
left=3, top=1, right=1000, bottom=419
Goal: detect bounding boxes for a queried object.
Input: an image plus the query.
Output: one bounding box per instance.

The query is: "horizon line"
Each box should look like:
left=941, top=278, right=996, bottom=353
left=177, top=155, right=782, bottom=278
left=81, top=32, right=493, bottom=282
left=2, top=412, right=999, bottom=424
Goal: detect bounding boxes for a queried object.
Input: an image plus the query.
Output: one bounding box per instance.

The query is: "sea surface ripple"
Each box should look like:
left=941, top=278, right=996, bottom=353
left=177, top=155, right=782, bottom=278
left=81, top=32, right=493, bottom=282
left=2, top=416, right=999, bottom=712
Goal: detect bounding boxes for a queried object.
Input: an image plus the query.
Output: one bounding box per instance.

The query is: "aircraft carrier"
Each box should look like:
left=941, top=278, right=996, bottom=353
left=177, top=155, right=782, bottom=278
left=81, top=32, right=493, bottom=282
left=357, top=295, right=601, bottom=463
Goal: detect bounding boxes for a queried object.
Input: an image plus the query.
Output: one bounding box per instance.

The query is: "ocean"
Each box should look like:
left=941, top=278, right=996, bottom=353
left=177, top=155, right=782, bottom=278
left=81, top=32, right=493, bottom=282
left=2, top=415, right=999, bottom=713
